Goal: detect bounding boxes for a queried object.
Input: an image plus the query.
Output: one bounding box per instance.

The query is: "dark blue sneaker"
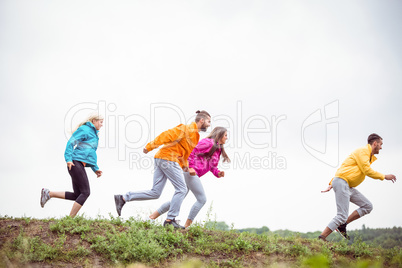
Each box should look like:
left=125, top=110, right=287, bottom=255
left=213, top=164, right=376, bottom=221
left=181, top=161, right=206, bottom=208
left=114, top=195, right=125, bottom=216
left=336, top=223, right=350, bottom=240
left=163, top=219, right=185, bottom=229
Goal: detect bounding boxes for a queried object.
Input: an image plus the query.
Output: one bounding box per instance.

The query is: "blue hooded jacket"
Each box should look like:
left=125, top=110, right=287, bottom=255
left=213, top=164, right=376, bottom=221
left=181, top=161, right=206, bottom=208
left=64, top=121, right=100, bottom=173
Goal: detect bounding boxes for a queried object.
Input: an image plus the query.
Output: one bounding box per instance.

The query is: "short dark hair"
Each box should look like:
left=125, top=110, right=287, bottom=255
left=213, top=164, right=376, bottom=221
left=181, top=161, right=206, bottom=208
left=368, top=133, right=382, bottom=145
left=195, top=110, right=211, bottom=122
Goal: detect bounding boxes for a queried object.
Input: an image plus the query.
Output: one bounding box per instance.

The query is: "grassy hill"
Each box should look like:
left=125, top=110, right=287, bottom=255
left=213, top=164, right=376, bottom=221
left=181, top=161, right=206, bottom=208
left=1, top=216, right=401, bottom=267
left=237, top=224, right=402, bottom=249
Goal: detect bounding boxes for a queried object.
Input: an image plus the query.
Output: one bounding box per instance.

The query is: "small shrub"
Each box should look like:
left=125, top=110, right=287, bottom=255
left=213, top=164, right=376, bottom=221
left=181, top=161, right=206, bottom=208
left=334, top=240, right=353, bottom=256
left=233, top=236, right=253, bottom=252
left=286, top=243, right=311, bottom=257
left=49, top=216, right=92, bottom=234
left=67, top=246, right=91, bottom=258
left=187, top=225, right=204, bottom=239
left=350, top=237, right=373, bottom=258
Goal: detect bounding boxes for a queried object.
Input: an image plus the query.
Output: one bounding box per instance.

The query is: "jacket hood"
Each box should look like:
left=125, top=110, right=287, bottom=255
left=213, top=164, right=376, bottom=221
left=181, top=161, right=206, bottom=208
left=85, top=121, right=99, bottom=135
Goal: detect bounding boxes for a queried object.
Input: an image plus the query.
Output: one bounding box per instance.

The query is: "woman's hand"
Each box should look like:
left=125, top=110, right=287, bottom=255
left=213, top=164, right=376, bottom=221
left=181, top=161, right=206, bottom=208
left=218, top=171, right=225, bottom=178
left=67, top=162, right=75, bottom=170
left=189, top=168, right=196, bottom=176
left=321, top=185, right=333, bottom=193
left=95, top=170, right=103, bottom=178
left=143, top=148, right=149, bottom=154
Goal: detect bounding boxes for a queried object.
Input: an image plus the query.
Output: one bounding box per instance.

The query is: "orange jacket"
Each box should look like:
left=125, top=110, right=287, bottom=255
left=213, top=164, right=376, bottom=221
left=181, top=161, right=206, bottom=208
left=145, top=122, right=200, bottom=168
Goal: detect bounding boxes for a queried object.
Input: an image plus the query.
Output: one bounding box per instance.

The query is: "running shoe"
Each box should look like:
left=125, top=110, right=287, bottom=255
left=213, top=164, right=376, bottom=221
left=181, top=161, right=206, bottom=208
left=163, top=219, right=185, bottom=229
left=336, top=223, right=350, bottom=240
left=40, top=188, right=50, bottom=208
left=114, top=195, right=126, bottom=216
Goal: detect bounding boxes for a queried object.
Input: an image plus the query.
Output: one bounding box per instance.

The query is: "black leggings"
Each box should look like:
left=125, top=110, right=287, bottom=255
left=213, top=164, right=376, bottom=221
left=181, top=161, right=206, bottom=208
left=65, top=160, right=90, bottom=206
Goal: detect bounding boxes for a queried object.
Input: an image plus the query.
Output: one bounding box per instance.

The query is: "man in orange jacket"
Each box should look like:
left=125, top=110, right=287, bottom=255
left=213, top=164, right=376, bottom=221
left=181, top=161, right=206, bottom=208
left=319, top=133, right=397, bottom=241
left=114, top=110, right=211, bottom=229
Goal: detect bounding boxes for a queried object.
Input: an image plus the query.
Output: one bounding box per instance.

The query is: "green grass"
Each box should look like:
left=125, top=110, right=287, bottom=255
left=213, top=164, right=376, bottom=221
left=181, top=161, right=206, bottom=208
left=0, top=215, right=401, bottom=267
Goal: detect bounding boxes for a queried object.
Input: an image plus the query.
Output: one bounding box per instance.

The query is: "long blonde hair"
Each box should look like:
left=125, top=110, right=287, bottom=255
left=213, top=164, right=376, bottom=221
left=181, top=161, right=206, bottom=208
left=72, top=111, right=104, bottom=134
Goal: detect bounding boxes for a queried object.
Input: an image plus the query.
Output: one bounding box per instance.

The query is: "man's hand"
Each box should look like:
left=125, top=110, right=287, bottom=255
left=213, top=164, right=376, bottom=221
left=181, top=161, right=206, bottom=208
left=218, top=171, right=225, bottom=178
left=143, top=148, right=149, bottom=154
left=385, top=174, right=397, bottom=183
left=189, top=168, right=196, bottom=176
left=67, top=162, right=75, bottom=170
left=183, top=167, right=189, bottom=172
left=321, top=185, right=333, bottom=193
left=95, top=170, right=103, bottom=178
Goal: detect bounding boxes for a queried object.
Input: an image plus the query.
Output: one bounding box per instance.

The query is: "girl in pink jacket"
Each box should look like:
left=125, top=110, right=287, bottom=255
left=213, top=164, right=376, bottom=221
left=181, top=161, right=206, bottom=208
left=149, top=127, right=230, bottom=228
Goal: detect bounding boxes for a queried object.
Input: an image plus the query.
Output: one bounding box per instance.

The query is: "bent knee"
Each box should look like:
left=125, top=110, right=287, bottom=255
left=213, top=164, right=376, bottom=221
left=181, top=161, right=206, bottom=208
left=150, top=190, right=162, bottom=199
left=198, top=196, right=207, bottom=206
left=82, top=190, right=90, bottom=199
left=362, top=202, right=373, bottom=215
left=177, top=187, right=187, bottom=196
left=367, top=202, right=373, bottom=213
left=76, top=193, right=90, bottom=206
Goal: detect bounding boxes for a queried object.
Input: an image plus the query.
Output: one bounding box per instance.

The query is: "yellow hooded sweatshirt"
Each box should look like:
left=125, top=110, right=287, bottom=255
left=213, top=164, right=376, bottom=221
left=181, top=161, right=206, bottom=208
left=331, top=144, right=385, bottom=188
left=145, top=122, right=200, bottom=168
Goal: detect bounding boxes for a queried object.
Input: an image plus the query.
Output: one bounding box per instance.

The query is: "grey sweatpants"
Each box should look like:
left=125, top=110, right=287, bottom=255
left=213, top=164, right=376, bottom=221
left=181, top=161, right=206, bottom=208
left=157, top=172, right=207, bottom=221
left=123, top=158, right=187, bottom=220
left=327, top=177, right=373, bottom=231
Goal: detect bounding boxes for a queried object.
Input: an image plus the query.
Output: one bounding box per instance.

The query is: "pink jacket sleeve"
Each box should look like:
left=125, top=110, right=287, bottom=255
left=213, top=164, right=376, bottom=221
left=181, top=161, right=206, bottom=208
left=210, top=165, right=221, bottom=178
left=188, top=139, right=214, bottom=167
left=209, top=150, right=221, bottom=178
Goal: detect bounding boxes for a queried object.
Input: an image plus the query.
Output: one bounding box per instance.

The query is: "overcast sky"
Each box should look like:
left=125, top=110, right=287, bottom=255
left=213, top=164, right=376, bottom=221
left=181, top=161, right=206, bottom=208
left=1, top=0, right=401, bottom=232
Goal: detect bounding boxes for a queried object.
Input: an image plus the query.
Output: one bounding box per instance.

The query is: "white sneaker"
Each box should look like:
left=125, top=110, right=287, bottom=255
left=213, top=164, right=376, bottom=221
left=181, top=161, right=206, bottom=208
left=40, top=188, right=50, bottom=208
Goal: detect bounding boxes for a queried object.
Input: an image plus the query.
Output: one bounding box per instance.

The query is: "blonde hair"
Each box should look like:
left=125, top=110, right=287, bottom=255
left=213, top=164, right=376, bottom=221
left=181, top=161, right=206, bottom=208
left=72, top=111, right=104, bottom=134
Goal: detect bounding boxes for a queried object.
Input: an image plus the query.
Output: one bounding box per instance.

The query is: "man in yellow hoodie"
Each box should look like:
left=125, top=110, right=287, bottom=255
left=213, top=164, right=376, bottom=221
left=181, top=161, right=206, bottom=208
left=318, top=133, right=397, bottom=241
left=114, top=110, right=211, bottom=229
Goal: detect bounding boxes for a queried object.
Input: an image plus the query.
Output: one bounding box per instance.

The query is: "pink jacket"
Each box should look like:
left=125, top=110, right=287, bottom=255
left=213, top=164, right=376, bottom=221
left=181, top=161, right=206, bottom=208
left=188, top=138, right=221, bottom=178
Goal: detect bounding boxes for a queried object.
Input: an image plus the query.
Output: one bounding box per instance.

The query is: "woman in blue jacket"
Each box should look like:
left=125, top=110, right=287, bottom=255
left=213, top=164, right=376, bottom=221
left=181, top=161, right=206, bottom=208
left=40, top=112, right=104, bottom=217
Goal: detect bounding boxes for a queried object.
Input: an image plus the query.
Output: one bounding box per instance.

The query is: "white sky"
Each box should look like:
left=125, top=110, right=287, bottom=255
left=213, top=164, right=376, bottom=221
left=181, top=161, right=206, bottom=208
left=1, top=0, right=401, bottom=232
